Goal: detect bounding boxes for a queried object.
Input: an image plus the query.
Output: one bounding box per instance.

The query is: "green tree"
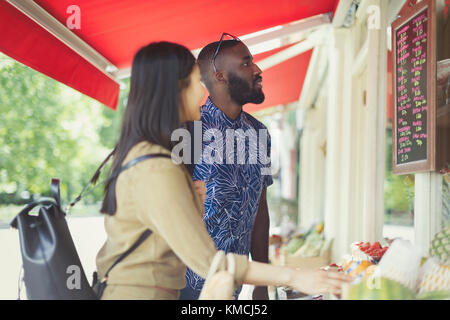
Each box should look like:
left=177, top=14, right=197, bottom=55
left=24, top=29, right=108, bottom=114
left=98, top=78, right=129, bottom=149
left=0, top=53, right=128, bottom=205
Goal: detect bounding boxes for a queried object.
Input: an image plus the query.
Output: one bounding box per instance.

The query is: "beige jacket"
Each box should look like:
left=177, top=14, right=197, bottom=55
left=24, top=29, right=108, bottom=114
left=95, top=141, right=249, bottom=299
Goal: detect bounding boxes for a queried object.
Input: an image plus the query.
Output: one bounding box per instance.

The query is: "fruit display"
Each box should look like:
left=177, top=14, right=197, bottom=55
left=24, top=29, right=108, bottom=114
left=343, top=260, right=375, bottom=283
left=376, top=239, right=422, bottom=291
left=352, top=241, right=389, bottom=263
left=277, top=223, right=450, bottom=299
left=285, top=237, right=305, bottom=255
left=417, top=257, right=450, bottom=295
left=282, top=221, right=326, bottom=258
left=292, top=232, right=325, bottom=257
left=429, top=226, right=450, bottom=265
left=342, top=231, right=450, bottom=300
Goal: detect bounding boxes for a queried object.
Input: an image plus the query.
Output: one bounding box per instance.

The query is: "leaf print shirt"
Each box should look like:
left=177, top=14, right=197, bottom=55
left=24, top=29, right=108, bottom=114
left=182, top=97, right=273, bottom=299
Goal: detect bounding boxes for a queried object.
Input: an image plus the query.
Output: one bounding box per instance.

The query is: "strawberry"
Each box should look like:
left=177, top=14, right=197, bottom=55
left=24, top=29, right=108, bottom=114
left=373, top=242, right=381, bottom=249
left=329, top=263, right=339, bottom=267
left=368, top=242, right=381, bottom=252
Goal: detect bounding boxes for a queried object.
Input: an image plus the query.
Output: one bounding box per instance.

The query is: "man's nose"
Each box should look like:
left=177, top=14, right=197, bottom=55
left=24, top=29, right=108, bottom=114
left=253, top=63, right=262, bottom=75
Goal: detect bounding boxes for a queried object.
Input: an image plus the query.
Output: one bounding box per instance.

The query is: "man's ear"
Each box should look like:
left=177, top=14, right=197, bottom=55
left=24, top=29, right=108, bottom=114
left=213, top=71, right=227, bottom=84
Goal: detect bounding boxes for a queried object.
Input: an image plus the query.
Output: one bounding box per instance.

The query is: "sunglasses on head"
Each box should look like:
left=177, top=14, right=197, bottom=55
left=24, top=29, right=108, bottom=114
left=211, top=32, right=241, bottom=73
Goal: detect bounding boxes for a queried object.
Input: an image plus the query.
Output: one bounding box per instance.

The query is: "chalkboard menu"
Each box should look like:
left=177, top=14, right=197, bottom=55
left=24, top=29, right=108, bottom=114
left=392, top=0, right=436, bottom=174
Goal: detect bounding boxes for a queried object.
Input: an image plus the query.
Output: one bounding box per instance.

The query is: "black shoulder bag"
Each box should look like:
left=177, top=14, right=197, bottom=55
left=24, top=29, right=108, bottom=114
left=10, top=152, right=171, bottom=300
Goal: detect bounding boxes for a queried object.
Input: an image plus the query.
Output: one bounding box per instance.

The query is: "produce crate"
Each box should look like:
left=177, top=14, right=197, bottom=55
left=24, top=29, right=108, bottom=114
left=274, top=239, right=333, bottom=269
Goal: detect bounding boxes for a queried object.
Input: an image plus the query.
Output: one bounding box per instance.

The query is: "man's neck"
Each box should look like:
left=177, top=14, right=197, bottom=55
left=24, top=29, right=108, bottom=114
left=209, top=95, right=242, bottom=121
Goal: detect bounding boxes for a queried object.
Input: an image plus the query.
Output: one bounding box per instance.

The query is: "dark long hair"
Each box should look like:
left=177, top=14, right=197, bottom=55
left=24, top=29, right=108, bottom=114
left=101, top=42, right=196, bottom=215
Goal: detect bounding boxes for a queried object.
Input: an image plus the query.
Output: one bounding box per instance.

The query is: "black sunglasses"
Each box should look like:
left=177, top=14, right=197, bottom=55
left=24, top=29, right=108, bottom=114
left=211, top=32, right=241, bottom=73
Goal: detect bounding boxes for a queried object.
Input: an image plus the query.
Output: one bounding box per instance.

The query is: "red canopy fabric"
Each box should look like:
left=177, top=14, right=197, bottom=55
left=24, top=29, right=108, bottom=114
left=0, top=1, right=119, bottom=109
left=33, top=0, right=336, bottom=69
left=1, top=0, right=338, bottom=109
left=245, top=43, right=313, bottom=113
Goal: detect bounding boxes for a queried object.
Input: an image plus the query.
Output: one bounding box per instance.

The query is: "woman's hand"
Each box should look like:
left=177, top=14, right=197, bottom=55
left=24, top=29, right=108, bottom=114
left=290, top=268, right=353, bottom=297
left=243, top=261, right=353, bottom=299
left=193, top=180, right=206, bottom=204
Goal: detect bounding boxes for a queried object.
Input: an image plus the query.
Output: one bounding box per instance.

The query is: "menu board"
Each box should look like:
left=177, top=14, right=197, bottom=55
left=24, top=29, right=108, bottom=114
left=392, top=0, right=436, bottom=174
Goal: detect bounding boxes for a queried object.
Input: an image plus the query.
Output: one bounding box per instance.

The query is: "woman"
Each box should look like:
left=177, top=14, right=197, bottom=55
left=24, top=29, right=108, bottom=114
left=95, top=41, right=351, bottom=300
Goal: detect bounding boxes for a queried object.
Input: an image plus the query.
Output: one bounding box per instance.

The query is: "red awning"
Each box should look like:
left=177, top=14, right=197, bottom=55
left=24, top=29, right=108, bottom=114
left=245, top=43, right=313, bottom=113
left=0, top=0, right=119, bottom=109
left=0, top=0, right=338, bottom=109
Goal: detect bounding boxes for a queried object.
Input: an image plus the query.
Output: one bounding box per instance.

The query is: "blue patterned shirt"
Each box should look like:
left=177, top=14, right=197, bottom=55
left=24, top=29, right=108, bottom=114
left=181, top=98, right=273, bottom=299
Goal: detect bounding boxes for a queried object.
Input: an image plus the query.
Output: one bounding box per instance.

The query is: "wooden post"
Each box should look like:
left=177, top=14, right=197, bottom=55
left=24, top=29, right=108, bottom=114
left=362, top=0, right=388, bottom=242
left=297, top=39, right=328, bottom=229
left=299, top=98, right=327, bottom=228
left=337, top=26, right=356, bottom=254
left=324, top=26, right=344, bottom=261
left=414, top=173, right=443, bottom=255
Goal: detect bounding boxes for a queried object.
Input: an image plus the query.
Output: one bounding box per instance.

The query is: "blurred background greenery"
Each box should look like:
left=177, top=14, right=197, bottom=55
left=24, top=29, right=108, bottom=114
left=0, top=53, right=129, bottom=222
left=384, top=128, right=415, bottom=226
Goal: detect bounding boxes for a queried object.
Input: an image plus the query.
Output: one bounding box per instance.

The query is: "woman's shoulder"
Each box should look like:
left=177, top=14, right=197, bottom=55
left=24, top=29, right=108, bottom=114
left=119, top=142, right=194, bottom=197
left=123, top=141, right=184, bottom=174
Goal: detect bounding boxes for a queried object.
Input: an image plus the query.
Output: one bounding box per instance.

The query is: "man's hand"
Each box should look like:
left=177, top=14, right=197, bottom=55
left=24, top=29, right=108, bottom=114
left=252, top=286, right=269, bottom=300
left=193, top=180, right=206, bottom=204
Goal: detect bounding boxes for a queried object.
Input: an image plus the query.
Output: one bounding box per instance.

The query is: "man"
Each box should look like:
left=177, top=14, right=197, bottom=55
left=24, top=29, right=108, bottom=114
left=180, top=34, right=273, bottom=300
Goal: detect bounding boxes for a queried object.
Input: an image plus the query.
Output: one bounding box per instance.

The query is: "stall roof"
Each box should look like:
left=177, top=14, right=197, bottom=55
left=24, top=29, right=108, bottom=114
left=0, top=0, right=339, bottom=109
left=246, top=43, right=313, bottom=113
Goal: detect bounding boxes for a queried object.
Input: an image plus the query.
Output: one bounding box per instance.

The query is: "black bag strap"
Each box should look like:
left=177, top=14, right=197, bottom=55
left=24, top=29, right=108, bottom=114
left=50, top=178, right=61, bottom=207
left=67, top=153, right=172, bottom=212
left=98, top=153, right=172, bottom=276
left=100, top=229, right=152, bottom=284
left=92, top=153, right=172, bottom=294
left=108, top=153, right=171, bottom=181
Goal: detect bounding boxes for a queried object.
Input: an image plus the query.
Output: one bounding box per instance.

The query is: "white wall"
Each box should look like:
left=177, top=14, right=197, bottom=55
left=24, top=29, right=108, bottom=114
left=299, top=0, right=389, bottom=262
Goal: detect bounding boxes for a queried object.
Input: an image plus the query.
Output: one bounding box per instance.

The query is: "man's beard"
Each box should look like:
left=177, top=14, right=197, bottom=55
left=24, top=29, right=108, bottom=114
left=227, top=72, right=265, bottom=106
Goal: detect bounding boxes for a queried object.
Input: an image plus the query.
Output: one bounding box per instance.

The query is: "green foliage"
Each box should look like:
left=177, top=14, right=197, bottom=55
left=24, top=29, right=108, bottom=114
left=99, top=79, right=129, bottom=149
left=384, top=128, right=415, bottom=219
left=0, top=54, right=129, bottom=208
left=384, top=172, right=415, bottom=212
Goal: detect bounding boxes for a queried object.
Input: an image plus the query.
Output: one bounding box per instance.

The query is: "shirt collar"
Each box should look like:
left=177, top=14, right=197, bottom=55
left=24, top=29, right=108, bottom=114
left=204, top=97, right=244, bottom=128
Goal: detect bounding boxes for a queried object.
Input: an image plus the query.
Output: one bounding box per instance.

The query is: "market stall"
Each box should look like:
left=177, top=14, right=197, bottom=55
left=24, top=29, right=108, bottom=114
left=269, top=222, right=449, bottom=300
left=296, top=0, right=448, bottom=255
left=1, top=0, right=449, bottom=301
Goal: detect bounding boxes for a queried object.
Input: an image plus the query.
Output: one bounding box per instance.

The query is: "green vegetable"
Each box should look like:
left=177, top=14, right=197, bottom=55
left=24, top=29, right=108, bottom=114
left=286, top=238, right=305, bottom=255
left=345, top=277, right=415, bottom=300
left=415, top=290, right=450, bottom=300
